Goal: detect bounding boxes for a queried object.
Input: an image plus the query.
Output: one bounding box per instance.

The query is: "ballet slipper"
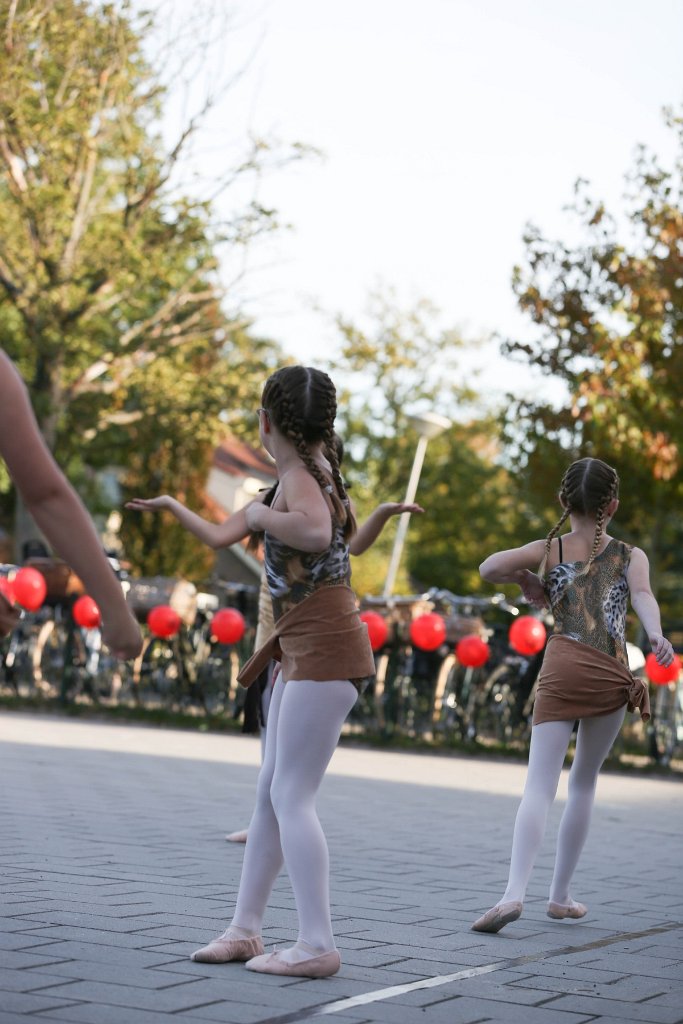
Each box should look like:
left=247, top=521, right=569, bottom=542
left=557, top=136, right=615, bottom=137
left=471, top=900, right=523, bottom=933
left=225, top=829, right=249, bottom=843
left=547, top=899, right=587, bottom=920
left=245, top=948, right=341, bottom=978
left=190, top=932, right=264, bottom=963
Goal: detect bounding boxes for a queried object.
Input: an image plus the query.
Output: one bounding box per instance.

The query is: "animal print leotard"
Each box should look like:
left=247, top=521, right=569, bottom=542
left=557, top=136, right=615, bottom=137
left=264, top=501, right=351, bottom=624
left=544, top=538, right=632, bottom=668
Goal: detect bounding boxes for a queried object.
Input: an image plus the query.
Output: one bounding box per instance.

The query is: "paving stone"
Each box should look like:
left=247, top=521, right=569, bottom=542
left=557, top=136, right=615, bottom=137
left=1, top=712, right=681, bottom=1024
left=26, top=977, right=225, bottom=1013
left=545, top=993, right=683, bottom=1022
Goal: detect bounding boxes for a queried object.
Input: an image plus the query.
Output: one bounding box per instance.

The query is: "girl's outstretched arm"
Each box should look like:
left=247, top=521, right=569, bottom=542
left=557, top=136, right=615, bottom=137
left=479, top=539, right=548, bottom=607
left=0, top=351, right=142, bottom=659
left=350, top=502, right=424, bottom=556
left=627, top=547, right=674, bottom=666
left=125, top=495, right=255, bottom=549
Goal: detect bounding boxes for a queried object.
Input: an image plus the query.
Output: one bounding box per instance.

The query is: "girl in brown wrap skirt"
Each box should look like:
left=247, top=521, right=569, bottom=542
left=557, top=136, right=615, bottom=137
left=471, top=457, right=674, bottom=933
left=129, top=367, right=378, bottom=979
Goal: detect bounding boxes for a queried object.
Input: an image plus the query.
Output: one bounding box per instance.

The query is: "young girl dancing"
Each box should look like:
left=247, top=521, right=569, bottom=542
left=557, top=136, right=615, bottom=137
left=128, top=366, right=376, bottom=977
left=472, top=457, right=673, bottom=933
left=226, top=432, right=422, bottom=843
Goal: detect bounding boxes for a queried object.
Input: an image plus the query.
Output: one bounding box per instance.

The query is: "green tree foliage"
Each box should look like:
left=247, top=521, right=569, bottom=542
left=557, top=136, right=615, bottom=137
left=331, top=291, right=526, bottom=596
left=0, top=0, right=286, bottom=573
left=503, top=108, right=683, bottom=628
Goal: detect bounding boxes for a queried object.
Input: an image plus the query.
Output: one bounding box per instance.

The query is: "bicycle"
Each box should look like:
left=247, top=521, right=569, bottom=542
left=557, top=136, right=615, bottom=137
left=648, top=671, right=683, bottom=766
left=427, top=589, right=524, bottom=742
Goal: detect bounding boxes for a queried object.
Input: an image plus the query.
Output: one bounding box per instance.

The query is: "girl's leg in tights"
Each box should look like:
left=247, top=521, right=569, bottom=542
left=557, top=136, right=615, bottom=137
left=499, top=707, right=626, bottom=906
left=231, top=677, right=357, bottom=962
left=549, top=706, right=625, bottom=905
left=499, top=720, right=574, bottom=904
left=228, top=673, right=287, bottom=938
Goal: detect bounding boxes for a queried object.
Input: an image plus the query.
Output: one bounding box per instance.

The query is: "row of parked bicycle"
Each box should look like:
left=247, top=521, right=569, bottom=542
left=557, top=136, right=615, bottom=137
left=1, top=560, right=681, bottom=765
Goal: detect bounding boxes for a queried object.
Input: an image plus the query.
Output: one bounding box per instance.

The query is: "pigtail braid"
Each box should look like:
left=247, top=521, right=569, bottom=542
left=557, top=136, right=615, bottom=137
left=581, top=501, right=607, bottom=575
left=577, top=479, right=617, bottom=576
left=323, top=422, right=357, bottom=540
left=538, top=504, right=570, bottom=577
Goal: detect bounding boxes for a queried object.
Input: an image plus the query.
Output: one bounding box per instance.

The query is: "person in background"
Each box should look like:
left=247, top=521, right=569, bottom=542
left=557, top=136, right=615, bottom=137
left=0, top=350, right=141, bottom=660
left=226, top=431, right=422, bottom=842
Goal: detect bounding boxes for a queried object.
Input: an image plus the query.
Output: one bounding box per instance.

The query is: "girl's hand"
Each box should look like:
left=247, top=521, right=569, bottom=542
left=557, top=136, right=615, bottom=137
left=649, top=633, right=674, bottom=667
left=245, top=502, right=268, bottom=531
left=380, top=502, right=424, bottom=517
left=125, top=496, right=173, bottom=512
left=101, top=607, right=143, bottom=660
left=518, top=569, right=548, bottom=609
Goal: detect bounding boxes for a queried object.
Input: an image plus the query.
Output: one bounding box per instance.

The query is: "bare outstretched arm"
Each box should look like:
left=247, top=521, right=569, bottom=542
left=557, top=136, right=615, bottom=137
left=350, top=502, right=424, bottom=556
left=126, top=495, right=254, bottom=549
left=0, top=351, right=142, bottom=658
left=479, top=539, right=549, bottom=607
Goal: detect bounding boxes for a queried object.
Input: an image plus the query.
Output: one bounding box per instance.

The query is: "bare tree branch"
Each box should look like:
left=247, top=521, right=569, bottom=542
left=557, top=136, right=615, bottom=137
left=5, top=0, right=19, bottom=52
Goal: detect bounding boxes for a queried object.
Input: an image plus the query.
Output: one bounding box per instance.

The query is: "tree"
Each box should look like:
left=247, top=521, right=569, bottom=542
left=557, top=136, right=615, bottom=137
left=0, top=0, right=291, bottom=571
left=502, top=108, right=683, bottom=626
left=331, top=291, right=525, bottom=596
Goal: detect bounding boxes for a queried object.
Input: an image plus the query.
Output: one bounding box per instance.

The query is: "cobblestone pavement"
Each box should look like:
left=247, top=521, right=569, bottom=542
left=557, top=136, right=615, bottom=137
left=0, top=712, right=681, bottom=1024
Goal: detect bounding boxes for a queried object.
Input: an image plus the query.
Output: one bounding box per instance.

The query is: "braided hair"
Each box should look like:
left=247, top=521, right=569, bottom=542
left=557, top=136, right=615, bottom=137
left=539, top=457, right=620, bottom=578
left=260, top=366, right=356, bottom=541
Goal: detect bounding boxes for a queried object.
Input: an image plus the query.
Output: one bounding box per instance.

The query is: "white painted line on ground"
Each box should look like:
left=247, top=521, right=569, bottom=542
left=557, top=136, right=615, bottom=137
left=256, top=921, right=682, bottom=1024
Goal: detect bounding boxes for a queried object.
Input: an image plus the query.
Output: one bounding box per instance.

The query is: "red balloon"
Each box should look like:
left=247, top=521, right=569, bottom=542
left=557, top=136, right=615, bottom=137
left=210, top=608, right=246, bottom=645
left=0, top=577, right=15, bottom=604
left=509, top=616, right=547, bottom=656
left=73, top=595, right=101, bottom=629
left=360, top=610, right=388, bottom=652
left=410, top=612, right=446, bottom=651
left=645, top=652, right=681, bottom=686
left=13, top=567, right=47, bottom=611
left=456, top=634, right=491, bottom=668
left=148, top=604, right=181, bottom=638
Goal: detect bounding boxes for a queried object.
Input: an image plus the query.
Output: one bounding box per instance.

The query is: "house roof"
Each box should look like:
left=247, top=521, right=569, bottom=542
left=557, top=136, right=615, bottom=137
left=213, top=436, right=277, bottom=483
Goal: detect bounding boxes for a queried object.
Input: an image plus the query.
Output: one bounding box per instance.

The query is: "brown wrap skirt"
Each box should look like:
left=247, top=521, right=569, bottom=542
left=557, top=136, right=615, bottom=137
left=533, top=634, right=650, bottom=726
left=237, top=583, right=375, bottom=692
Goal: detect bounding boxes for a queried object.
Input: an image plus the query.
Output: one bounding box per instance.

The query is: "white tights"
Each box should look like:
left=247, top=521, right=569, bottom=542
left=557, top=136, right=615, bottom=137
left=501, top=706, right=626, bottom=906
left=230, top=675, right=357, bottom=957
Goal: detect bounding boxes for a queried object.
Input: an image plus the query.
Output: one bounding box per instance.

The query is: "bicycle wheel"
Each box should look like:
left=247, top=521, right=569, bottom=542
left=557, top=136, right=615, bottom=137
left=472, top=665, right=517, bottom=743
left=650, top=684, right=678, bottom=765
left=3, top=623, right=36, bottom=696
left=196, top=649, right=232, bottom=713
left=35, top=617, right=71, bottom=696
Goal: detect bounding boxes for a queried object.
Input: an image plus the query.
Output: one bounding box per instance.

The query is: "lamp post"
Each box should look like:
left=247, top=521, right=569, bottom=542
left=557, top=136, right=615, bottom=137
left=382, top=411, right=452, bottom=598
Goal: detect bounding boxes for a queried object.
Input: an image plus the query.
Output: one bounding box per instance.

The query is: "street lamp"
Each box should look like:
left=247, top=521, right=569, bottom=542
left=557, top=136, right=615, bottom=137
left=382, top=411, right=452, bottom=598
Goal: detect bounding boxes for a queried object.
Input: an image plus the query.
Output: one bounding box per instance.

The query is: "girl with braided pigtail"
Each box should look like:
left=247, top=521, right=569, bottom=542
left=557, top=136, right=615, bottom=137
left=471, top=457, right=674, bottom=934
left=129, top=366, right=377, bottom=979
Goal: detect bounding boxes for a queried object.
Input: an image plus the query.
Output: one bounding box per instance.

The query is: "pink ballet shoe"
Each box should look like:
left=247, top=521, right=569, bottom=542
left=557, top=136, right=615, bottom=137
left=225, top=829, right=249, bottom=843
left=190, top=932, right=264, bottom=963
left=471, top=900, right=523, bottom=933
left=245, top=948, right=341, bottom=978
left=547, top=900, right=587, bottom=920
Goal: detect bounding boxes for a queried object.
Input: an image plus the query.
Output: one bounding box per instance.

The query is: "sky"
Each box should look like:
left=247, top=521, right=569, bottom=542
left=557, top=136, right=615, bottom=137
left=148, top=0, right=683, bottom=405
